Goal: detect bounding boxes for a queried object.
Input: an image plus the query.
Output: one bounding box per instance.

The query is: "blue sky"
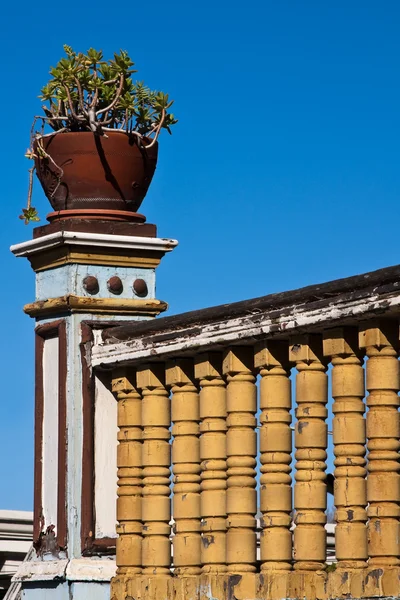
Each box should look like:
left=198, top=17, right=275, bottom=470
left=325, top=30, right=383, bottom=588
left=1, top=1, right=399, bottom=509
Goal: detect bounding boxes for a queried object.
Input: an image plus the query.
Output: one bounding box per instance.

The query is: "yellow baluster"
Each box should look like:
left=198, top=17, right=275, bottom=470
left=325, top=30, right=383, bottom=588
left=111, top=368, right=142, bottom=587
left=290, top=335, right=328, bottom=571
left=323, top=327, right=367, bottom=570
left=195, top=352, right=227, bottom=573
left=255, top=340, right=292, bottom=573
left=166, top=358, right=201, bottom=575
left=137, top=363, right=171, bottom=575
left=223, top=346, right=257, bottom=573
left=359, top=320, right=400, bottom=567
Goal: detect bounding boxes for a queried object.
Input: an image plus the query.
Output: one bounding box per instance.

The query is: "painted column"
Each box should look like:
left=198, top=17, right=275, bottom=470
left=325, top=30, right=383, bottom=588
left=166, top=358, right=201, bottom=576
left=222, top=346, right=257, bottom=574
left=194, top=352, right=227, bottom=574
left=255, top=340, right=292, bottom=574
left=323, top=327, right=368, bottom=570
left=111, top=368, right=143, bottom=579
left=289, top=334, right=328, bottom=572
left=11, top=222, right=177, bottom=600
left=136, top=363, right=171, bottom=577
left=359, top=320, right=400, bottom=567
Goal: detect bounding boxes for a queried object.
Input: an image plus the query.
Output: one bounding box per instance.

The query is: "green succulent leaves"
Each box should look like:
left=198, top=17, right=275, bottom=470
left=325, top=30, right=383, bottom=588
left=19, top=206, right=40, bottom=225
left=37, top=45, right=178, bottom=137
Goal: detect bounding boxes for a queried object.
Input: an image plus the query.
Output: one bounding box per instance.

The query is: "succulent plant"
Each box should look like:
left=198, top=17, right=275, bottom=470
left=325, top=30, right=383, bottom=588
left=22, top=45, right=178, bottom=223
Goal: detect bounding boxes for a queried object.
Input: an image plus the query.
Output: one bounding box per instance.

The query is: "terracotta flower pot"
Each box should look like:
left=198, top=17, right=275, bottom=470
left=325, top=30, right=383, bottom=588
left=34, top=131, right=158, bottom=214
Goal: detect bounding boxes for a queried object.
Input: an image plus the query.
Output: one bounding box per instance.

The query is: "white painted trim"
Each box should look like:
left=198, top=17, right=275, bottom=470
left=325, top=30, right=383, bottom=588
left=42, top=337, right=59, bottom=531
left=92, top=291, right=400, bottom=367
left=10, top=231, right=178, bottom=257
left=94, top=376, right=118, bottom=539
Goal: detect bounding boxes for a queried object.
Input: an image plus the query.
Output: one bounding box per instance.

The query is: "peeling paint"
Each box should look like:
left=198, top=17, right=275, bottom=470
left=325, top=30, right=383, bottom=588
left=92, top=288, right=400, bottom=367
left=201, top=535, right=215, bottom=549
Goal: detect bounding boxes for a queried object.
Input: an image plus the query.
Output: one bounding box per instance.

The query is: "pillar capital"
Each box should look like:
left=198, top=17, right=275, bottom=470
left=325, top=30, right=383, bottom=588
left=11, top=228, right=177, bottom=320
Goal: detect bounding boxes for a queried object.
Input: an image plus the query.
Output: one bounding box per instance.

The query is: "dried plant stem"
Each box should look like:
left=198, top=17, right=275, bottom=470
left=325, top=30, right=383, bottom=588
left=26, top=166, right=35, bottom=210
left=36, top=137, right=64, bottom=199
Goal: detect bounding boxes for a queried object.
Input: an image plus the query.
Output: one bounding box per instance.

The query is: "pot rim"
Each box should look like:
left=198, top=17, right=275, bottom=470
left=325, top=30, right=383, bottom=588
left=34, top=129, right=156, bottom=148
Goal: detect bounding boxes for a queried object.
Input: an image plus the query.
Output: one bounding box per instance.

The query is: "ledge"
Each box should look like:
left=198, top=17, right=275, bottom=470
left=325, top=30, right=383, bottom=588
left=13, top=557, right=115, bottom=583
left=11, top=231, right=178, bottom=257
left=24, top=295, right=168, bottom=318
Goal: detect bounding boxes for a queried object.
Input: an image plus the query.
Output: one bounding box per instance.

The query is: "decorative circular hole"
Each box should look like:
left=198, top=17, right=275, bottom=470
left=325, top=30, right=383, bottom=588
left=133, top=278, right=148, bottom=297
left=83, top=275, right=99, bottom=295
left=107, top=276, right=123, bottom=295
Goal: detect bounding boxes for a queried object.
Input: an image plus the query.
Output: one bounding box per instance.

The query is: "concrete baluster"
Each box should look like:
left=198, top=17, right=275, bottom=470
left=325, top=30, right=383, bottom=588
left=195, top=352, right=227, bottom=573
left=359, top=321, right=400, bottom=567
left=223, top=347, right=257, bottom=573
left=255, top=340, right=293, bottom=573
left=290, top=335, right=328, bottom=571
left=137, top=364, right=171, bottom=575
left=323, top=327, right=368, bottom=570
left=112, top=368, right=143, bottom=589
left=166, top=358, right=201, bottom=575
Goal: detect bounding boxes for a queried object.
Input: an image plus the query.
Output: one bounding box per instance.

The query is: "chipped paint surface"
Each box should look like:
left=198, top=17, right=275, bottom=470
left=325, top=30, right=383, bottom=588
left=92, top=290, right=400, bottom=367
left=110, top=569, right=400, bottom=600
left=19, top=581, right=111, bottom=600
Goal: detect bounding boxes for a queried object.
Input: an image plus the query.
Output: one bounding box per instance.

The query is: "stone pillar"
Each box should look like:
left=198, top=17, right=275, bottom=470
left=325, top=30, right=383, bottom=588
left=11, top=218, right=177, bottom=600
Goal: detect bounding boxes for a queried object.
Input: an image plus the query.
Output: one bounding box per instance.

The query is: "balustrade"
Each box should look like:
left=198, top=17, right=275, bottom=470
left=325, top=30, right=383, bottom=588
left=106, top=272, right=400, bottom=600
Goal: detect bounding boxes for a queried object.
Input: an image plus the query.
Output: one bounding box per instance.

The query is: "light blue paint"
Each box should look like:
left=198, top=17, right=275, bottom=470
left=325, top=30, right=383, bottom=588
left=70, top=582, right=110, bottom=600
left=22, top=581, right=110, bottom=600
left=36, top=264, right=156, bottom=301
left=22, top=582, right=69, bottom=600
